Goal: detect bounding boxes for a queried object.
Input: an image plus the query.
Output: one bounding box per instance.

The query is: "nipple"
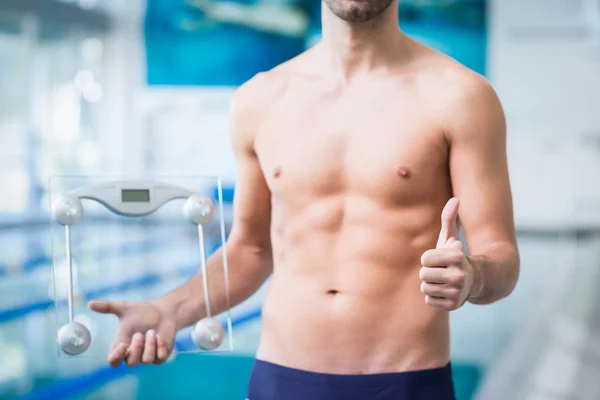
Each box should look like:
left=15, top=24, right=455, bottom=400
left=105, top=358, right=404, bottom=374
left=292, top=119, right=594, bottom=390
left=273, top=166, right=282, bottom=179
left=397, top=166, right=411, bottom=179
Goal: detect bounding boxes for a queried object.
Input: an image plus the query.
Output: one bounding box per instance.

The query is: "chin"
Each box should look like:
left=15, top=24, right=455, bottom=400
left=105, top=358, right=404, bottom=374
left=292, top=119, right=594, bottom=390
left=324, top=0, right=395, bottom=23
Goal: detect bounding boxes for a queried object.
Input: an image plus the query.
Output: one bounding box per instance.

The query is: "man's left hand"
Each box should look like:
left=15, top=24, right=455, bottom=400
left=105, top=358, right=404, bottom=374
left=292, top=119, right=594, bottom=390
left=419, top=198, right=476, bottom=311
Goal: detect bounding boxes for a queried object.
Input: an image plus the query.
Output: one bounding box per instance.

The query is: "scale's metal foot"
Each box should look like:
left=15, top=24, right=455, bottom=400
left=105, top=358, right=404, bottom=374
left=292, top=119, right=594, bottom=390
left=51, top=195, right=84, bottom=226
left=184, top=194, right=216, bottom=225
left=58, top=321, right=92, bottom=356
left=191, top=318, right=225, bottom=350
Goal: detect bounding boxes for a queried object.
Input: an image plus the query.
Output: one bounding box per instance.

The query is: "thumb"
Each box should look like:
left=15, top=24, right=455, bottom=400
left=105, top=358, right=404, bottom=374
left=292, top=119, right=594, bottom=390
left=437, top=197, right=460, bottom=249
left=445, top=237, right=464, bottom=251
left=89, top=300, right=127, bottom=317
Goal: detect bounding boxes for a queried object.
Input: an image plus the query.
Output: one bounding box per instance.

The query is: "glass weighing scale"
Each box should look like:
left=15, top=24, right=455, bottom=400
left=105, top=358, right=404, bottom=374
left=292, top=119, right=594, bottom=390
left=49, top=176, right=233, bottom=358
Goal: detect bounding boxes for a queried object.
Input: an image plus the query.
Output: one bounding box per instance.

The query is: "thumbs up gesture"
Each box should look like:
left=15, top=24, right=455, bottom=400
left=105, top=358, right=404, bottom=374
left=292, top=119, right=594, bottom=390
left=419, top=198, right=475, bottom=311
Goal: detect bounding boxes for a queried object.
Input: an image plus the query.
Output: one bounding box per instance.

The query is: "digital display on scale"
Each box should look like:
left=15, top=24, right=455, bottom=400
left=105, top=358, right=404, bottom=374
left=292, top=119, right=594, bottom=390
left=121, top=189, right=150, bottom=203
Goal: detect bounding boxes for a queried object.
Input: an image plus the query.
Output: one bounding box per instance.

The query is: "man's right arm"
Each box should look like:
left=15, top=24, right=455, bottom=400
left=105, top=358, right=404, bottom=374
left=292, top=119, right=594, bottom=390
left=154, top=80, right=274, bottom=329
left=89, top=78, right=274, bottom=367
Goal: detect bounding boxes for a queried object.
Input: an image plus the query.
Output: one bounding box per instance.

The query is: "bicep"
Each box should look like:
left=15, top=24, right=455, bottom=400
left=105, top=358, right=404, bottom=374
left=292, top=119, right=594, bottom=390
left=449, top=84, right=516, bottom=253
left=228, top=145, right=272, bottom=251
left=226, top=73, right=279, bottom=254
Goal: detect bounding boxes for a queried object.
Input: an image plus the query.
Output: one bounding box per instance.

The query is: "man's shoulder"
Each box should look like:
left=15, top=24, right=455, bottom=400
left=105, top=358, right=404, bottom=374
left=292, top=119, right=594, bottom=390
left=404, top=45, right=504, bottom=138
left=229, top=49, right=314, bottom=141
left=233, top=70, right=286, bottom=108
left=413, top=47, right=495, bottom=104
left=232, top=49, right=314, bottom=113
left=408, top=53, right=499, bottom=129
left=416, top=50, right=504, bottom=139
left=441, top=66, right=496, bottom=107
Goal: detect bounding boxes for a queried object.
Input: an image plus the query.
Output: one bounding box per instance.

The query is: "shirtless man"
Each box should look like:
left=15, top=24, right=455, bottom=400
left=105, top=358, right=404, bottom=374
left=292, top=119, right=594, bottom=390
left=89, top=0, right=520, bottom=398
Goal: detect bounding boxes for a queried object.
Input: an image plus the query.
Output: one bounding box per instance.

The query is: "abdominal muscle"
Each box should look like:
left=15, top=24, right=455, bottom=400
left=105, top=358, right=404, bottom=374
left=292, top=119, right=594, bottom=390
left=255, top=196, right=451, bottom=374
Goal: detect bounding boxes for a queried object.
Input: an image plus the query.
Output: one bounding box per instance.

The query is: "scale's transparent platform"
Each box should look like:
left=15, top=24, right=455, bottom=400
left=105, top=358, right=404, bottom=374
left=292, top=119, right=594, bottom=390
left=49, top=175, right=233, bottom=358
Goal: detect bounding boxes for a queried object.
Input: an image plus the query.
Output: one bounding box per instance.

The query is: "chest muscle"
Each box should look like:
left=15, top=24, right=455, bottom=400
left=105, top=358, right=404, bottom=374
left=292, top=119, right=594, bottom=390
left=254, top=91, right=449, bottom=209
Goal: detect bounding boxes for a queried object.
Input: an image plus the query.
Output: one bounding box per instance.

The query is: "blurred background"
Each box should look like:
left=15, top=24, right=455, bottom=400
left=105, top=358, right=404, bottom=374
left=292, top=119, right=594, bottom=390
left=1, top=0, right=600, bottom=399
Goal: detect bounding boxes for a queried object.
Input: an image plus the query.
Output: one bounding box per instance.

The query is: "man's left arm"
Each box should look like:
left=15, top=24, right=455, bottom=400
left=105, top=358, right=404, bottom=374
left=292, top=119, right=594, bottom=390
left=448, top=77, right=520, bottom=305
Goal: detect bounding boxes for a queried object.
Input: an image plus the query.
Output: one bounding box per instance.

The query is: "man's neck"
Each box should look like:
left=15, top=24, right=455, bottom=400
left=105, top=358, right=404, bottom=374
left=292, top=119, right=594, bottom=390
left=318, top=2, right=411, bottom=83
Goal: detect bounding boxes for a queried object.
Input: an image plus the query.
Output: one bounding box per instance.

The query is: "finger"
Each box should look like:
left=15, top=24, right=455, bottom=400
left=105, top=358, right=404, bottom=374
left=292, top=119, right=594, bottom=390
left=425, top=295, right=458, bottom=311
left=421, top=248, right=464, bottom=268
left=108, top=326, right=135, bottom=354
left=141, top=330, right=157, bottom=364
left=125, top=333, right=145, bottom=367
left=89, top=300, right=126, bottom=317
left=155, top=334, right=171, bottom=365
left=107, top=342, right=128, bottom=367
left=437, top=197, right=460, bottom=249
left=419, top=266, right=446, bottom=284
left=420, top=282, right=460, bottom=299
left=421, top=265, right=466, bottom=286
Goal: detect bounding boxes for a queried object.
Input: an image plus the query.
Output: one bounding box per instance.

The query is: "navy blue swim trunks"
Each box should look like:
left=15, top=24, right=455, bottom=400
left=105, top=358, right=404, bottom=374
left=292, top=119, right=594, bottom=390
left=247, top=359, right=456, bottom=400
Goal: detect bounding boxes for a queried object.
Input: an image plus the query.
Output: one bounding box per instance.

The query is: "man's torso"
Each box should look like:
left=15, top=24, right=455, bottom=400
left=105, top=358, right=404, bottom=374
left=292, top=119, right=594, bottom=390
left=245, top=40, right=475, bottom=374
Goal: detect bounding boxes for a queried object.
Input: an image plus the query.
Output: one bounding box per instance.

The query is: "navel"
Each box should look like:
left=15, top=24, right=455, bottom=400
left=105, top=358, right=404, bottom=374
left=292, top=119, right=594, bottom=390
left=396, top=166, right=412, bottom=179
